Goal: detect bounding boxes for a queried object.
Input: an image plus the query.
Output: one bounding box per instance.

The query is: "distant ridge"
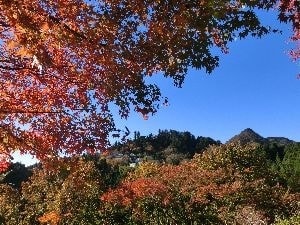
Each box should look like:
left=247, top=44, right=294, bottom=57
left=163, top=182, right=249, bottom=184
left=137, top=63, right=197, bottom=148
left=227, top=128, right=295, bottom=145
left=266, top=137, right=294, bottom=146
left=227, top=128, right=266, bottom=145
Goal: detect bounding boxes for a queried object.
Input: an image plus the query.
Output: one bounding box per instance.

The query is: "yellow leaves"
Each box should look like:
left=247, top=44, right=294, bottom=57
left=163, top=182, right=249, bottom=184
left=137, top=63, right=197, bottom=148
left=2, top=134, right=8, bottom=144
left=128, top=162, right=160, bottom=180
left=12, top=12, right=18, bottom=20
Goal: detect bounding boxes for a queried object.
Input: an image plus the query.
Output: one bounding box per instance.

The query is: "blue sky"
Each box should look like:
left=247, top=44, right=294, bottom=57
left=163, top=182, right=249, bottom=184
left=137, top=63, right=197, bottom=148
left=114, top=12, right=300, bottom=143
left=13, top=12, right=300, bottom=166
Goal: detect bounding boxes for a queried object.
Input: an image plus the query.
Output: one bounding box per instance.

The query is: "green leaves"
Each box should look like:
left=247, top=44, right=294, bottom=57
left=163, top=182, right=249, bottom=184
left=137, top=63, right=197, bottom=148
left=279, top=143, right=300, bottom=191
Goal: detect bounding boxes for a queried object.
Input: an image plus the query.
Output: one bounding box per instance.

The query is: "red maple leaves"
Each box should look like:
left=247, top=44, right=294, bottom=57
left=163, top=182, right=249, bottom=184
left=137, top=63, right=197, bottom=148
left=0, top=0, right=298, bottom=166
left=0, top=152, right=11, bottom=173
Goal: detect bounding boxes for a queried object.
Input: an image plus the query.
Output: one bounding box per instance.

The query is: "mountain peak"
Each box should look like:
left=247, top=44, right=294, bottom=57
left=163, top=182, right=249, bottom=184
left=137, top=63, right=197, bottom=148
left=227, top=128, right=265, bottom=145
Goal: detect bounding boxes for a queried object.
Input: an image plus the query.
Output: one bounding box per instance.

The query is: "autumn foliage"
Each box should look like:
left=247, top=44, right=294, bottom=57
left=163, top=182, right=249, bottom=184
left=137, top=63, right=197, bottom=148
left=0, top=142, right=299, bottom=224
left=99, top=143, right=299, bottom=224
left=38, top=211, right=60, bottom=225
left=0, top=153, right=11, bottom=173
left=0, top=0, right=299, bottom=167
left=278, top=0, right=300, bottom=60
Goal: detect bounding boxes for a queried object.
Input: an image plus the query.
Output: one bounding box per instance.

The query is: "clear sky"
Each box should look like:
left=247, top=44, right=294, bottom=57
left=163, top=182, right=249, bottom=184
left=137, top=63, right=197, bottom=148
left=114, top=12, right=300, bottom=143
left=13, top=12, right=300, bottom=166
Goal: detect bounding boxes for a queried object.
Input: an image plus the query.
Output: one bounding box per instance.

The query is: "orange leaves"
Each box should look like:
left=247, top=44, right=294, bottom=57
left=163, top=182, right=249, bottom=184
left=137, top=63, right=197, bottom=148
left=16, top=46, right=31, bottom=58
left=40, top=22, right=50, bottom=33
left=101, top=178, right=168, bottom=207
left=102, top=159, right=240, bottom=210
left=99, top=142, right=298, bottom=223
left=1, top=145, right=299, bottom=224
left=127, top=178, right=167, bottom=201
left=6, top=40, right=19, bottom=50
left=38, top=211, right=60, bottom=225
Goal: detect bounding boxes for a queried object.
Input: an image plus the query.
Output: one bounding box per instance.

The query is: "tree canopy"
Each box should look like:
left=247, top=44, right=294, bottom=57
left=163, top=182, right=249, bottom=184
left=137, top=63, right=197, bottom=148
left=0, top=0, right=299, bottom=169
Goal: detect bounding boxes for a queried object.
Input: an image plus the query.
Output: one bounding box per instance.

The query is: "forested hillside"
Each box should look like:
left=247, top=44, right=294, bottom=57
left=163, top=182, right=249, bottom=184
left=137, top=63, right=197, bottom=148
left=110, top=129, right=221, bottom=165
left=0, top=129, right=299, bottom=224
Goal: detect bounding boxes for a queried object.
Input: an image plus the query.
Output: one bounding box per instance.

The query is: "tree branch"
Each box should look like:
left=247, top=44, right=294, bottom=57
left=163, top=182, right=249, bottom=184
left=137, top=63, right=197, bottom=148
left=0, top=108, right=91, bottom=114
left=0, top=124, right=39, bottom=154
left=0, top=65, right=27, bottom=71
left=48, top=15, right=87, bottom=40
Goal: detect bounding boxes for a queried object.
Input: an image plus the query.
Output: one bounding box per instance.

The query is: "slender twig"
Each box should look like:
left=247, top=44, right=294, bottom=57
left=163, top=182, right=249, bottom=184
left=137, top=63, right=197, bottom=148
left=48, top=15, right=87, bottom=40
left=0, top=65, right=27, bottom=70
left=0, top=108, right=91, bottom=114
left=0, top=124, right=40, bottom=153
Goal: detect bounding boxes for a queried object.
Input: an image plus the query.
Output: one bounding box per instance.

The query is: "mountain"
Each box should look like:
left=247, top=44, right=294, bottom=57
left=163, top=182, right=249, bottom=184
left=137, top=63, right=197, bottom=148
left=266, top=137, right=294, bottom=146
left=227, top=128, right=296, bottom=146
left=227, top=128, right=266, bottom=145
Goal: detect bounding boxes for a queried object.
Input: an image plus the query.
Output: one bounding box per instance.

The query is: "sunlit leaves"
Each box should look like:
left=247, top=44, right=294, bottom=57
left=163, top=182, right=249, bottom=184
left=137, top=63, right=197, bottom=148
left=21, top=158, right=104, bottom=224
left=0, top=184, right=22, bottom=224
left=276, top=0, right=300, bottom=67
left=100, top=143, right=299, bottom=224
left=0, top=144, right=299, bottom=224
left=0, top=152, right=11, bottom=173
left=38, top=211, right=60, bottom=225
left=0, top=0, right=297, bottom=165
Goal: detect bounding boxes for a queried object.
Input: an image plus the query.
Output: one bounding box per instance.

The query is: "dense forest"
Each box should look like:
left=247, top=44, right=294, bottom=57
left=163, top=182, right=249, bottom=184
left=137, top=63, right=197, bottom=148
left=0, top=128, right=299, bottom=224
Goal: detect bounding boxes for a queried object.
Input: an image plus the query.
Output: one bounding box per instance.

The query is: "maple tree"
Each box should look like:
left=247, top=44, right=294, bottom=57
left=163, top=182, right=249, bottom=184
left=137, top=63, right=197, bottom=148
left=278, top=0, right=300, bottom=61
left=0, top=0, right=298, bottom=168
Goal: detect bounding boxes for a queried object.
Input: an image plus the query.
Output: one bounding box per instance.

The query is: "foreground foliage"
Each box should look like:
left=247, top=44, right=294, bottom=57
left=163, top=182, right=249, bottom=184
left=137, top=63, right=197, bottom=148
left=274, top=214, right=300, bottom=225
left=101, top=143, right=299, bottom=224
left=1, top=142, right=299, bottom=224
